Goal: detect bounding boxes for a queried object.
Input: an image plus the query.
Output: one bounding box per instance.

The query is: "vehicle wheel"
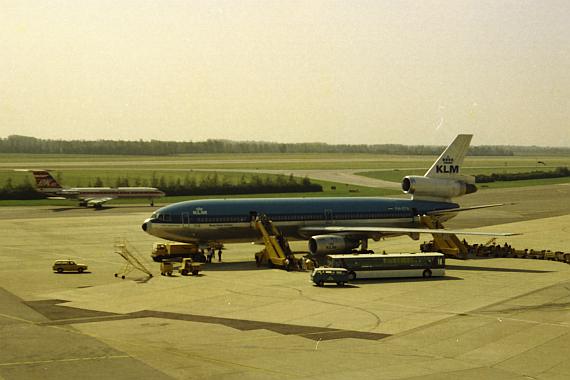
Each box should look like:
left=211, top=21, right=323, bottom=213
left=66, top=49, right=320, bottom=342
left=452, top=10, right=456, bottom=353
left=121, top=275, right=125, bottom=279
left=422, top=269, right=432, bottom=278
left=181, top=269, right=188, bottom=276
left=317, top=280, right=324, bottom=287
left=337, top=282, right=345, bottom=286
left=168, top=272, right=172, bottom=276
left=78, top=268, right=84, bottom=273
left=57, top=268, right=63, bottom=273
left=192, top=270, right=199, bottom=275
left=348, top=272, right=356, bottom=281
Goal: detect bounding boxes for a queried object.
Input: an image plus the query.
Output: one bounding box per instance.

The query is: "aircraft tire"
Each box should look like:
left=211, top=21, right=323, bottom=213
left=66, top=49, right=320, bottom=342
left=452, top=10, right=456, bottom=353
left=422, top=269, right=432, bottom=278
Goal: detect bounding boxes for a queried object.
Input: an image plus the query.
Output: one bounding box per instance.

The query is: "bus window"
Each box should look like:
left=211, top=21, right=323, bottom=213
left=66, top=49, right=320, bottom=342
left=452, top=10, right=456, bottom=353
left=361, top=258, right=373, bottom=268
left=344, top=259, right=361, bottom=268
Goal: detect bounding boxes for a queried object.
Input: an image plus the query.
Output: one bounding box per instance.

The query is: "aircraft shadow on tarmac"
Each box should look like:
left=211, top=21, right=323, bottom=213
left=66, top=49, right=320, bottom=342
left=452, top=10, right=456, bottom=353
left=49, top=206, right=117, bottom=212
left=347, top=275, right=462, bottom=285
left=25, top=299, right=389, bottom=342
left=49, top=205, right=155, bottom=212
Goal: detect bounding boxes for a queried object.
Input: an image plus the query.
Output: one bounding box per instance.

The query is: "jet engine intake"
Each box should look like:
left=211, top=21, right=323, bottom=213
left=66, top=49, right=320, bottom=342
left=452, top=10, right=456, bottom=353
left=308, top=235, right=360, bottom=256
left=402, top=176, right=477, bottom=200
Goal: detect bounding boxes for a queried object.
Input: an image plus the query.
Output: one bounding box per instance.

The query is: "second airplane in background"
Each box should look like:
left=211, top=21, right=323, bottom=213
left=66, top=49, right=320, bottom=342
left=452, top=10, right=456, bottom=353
left=19, top=170, right=165, bottom=207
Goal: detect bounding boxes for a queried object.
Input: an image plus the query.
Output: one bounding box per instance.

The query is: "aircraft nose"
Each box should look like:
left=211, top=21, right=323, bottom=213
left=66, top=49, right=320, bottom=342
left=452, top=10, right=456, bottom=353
left=142, top=218, right=153, bottom=233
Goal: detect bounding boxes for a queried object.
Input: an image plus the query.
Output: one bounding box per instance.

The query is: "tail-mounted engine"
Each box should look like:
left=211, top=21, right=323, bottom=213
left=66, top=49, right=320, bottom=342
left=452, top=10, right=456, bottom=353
left=308, top=235, right=360, bottom=256
left=402, top=176, right=477, bottom=201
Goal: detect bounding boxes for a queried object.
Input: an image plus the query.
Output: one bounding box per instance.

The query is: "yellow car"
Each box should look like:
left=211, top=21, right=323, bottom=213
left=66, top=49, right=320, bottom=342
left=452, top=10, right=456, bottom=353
left=52, top=260, right=88, bottom=273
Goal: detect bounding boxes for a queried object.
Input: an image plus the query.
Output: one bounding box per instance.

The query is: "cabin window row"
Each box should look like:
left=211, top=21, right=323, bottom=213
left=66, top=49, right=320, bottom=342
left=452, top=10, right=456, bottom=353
left=192, top=212, right=410, bottom=224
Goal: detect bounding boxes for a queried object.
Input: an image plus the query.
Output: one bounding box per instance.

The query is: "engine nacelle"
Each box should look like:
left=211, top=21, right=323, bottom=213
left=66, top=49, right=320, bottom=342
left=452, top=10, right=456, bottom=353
left=308, top=235, right=360, bottom=256
left=402, top=176, right=477, bottom=200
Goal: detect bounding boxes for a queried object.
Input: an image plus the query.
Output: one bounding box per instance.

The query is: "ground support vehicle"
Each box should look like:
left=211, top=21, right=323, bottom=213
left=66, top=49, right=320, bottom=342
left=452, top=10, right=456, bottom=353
left=311, top=268, right=349, bottom=286
left=179, top=258, right=201, bottom=276
left=53, top=260, right=88, bottom=273
left=418, top=215, right=468, bottom=258
left=544, top=250, right=557, bottom=260
left=160, top=262, right=173, bottom=276
left=527, top=249, right=546, bottom=259
left=511, top=249, right=528, bottom=258
left=253, top=215, right=290, bottom=269
left=556, top=251, right=570, bottom=263
left=152, top=242, right=205, bottom=262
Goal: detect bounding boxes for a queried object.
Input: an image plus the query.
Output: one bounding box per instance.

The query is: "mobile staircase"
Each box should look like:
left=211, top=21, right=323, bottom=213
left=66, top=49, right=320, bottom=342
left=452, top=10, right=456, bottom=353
left=419, top=215, right=468, bottom=259
left=114, top=237, right=154, bottom=279
left=253, top=215, right=290, bottom=268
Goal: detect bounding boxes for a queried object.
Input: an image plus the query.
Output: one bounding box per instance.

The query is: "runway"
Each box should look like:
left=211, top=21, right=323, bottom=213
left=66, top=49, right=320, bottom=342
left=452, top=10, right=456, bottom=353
left=1, top=184, right=570, bottom=379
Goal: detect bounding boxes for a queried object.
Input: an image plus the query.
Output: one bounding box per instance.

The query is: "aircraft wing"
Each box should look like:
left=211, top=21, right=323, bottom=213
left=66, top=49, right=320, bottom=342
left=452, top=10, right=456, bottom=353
left=298, top=226, right=519, bottom=240
left=426, top=203, right=515, bottom=216
left=85, top=197, right=117, bottom=206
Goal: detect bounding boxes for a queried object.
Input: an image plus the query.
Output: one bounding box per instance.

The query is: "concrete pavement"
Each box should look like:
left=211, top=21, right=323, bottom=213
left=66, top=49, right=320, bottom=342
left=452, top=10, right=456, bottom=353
left=1, top=185, right=570, bottom=379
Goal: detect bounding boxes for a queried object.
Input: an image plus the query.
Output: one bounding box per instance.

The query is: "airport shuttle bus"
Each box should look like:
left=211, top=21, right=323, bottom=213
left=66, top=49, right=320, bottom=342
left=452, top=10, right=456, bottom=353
left=324, top=252, right=445, bottom=281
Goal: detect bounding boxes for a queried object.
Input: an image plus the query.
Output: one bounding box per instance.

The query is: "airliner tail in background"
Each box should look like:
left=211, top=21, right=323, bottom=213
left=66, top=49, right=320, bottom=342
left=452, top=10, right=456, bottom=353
left=401, top=134, right=477, bottom=202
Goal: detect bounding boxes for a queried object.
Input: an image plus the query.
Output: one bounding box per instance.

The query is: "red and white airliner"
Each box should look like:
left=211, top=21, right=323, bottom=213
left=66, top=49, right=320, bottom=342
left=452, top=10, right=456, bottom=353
left=19, top=170, right=165, bottom=207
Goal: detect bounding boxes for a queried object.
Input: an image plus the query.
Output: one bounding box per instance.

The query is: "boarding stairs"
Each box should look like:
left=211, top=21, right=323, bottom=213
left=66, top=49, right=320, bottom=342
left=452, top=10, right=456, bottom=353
left=253, top=215, right=290, bottom=268
left=114, top=237, right=154, bottom=279
left=419, top=215, right=468, bottom=259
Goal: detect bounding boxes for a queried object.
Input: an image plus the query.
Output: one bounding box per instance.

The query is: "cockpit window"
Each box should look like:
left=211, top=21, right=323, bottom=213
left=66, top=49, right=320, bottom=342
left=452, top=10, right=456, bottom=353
left=154, top=213, right=171, bottom=221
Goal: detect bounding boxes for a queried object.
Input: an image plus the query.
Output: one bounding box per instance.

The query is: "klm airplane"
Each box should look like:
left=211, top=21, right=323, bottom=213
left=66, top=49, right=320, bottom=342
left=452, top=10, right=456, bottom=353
left=142, top=135, right=515, bottom=256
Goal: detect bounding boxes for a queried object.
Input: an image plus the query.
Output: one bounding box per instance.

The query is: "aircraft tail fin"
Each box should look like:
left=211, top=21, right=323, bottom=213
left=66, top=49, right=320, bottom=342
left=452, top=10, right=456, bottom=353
left=27, top=170, right=65, bottom=190
left=424, top=134, right=473, bottom=181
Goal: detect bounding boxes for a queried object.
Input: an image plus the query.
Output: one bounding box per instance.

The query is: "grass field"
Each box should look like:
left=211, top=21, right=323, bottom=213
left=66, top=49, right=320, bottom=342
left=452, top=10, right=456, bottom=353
left=1, top=152, right=569, bottom=206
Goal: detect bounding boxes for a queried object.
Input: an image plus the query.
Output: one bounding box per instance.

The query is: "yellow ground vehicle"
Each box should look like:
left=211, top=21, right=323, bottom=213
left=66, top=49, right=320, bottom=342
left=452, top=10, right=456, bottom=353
left=179, top=258, right=201, bottom=276
left=160, top=262, right=174, bottom=276
left=151, top=242, right=204, bottom=262
left=52, top=260, right=88, bottom=273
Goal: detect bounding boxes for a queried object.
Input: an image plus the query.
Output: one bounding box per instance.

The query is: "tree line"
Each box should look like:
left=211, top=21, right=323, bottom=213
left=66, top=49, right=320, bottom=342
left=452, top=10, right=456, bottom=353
left=475, top=167, right=570, bottom=183
left=0, top=135, right=520, bottom=156
left=0, top=173, right=323, bottom=201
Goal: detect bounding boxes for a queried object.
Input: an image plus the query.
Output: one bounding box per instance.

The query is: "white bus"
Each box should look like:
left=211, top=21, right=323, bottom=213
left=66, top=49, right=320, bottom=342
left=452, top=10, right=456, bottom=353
left=324, top=252, right=445, bottom=281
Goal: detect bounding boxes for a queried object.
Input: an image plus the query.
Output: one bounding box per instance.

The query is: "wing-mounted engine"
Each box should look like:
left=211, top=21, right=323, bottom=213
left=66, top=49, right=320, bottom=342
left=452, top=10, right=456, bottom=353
left=308, top=235, right=360, bottom=256
left=402, top=175, right=477, bottom=202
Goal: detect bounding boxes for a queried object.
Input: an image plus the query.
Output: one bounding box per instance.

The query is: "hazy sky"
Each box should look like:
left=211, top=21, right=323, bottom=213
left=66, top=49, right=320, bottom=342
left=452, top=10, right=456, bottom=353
left=2, top=1, right=569, bottom=147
